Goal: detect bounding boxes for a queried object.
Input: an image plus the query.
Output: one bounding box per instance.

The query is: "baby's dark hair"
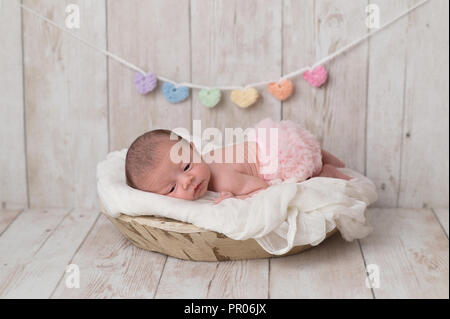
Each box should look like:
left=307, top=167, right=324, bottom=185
left=125, top=129, right=182, bottom=190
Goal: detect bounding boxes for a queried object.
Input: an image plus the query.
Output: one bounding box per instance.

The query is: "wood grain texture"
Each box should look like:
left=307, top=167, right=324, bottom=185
left=51, top=214, right=166, bottom=298
left=269, top=234, right=373, bottom=299
left=282, top=0, right=315, bottom=128
left=106, top=212, right=338, bottom=261
left=23, top=0, right=108, bottom=208
left=0, top=209, right=22, bottom=235
left=108, top=0, right=192, bottom=150
left=366, top=0, right=410, bottom=207
left=0, top=208, right=447, bottom=298
left=282, top=0, right=368, bottom=172
left=206, top=258, right=268, bottom=298
left=154, top=257, right=218, bottom=298
left=0, top=209, right=69, bottom=297
left=0, top=209, right=99, bottom=298
left=191, top=0, right=282, bottom=131
left=0, top=0, right=27, bottom=210
left=433, top=208, right=449, bottom=237
left=2, top=0, right=449, bottom=212
left=155, top=257, right=268, bottom=298
left=360, top=208, right=449, bottom=298
left=398, top=0, right=449, bottom=208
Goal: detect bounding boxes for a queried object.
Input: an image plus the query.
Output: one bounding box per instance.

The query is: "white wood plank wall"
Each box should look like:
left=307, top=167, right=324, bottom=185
left=0, top=0, right=27, bottom=209
left=21, top=0, right=108, bottom=208
left=0, top=0, right=448, bottom=210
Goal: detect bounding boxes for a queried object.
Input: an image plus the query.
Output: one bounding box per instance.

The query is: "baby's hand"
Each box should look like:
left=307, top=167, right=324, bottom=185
left=214, top=191, right=234, bottom=204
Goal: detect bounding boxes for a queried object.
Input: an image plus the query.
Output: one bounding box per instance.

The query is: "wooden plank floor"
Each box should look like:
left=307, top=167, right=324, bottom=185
left=0, top=208, right=448, bottom=299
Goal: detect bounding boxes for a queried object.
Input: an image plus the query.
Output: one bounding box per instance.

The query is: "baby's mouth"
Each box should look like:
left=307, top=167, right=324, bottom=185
left=194, top=181, right=203, bottom=194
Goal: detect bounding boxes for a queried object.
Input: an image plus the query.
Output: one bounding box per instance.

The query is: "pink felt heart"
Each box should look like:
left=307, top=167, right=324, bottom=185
left=303, top=65, right=328, bottom=87
left=134, top=72, right=158, bottom=95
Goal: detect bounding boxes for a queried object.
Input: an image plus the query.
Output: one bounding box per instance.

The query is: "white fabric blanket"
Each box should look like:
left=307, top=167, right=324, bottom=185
left=97, top=149, right=377, bottom=255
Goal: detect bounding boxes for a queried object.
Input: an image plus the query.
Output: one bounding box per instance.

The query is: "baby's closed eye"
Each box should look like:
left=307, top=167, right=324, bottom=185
left=166, top=162, right=192, bottom=194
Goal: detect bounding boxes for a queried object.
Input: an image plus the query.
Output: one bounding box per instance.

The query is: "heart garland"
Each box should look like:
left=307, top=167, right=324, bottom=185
left=134, top=72, right=157, bottom=95
left=161, top=82, right=189, bottom=103
left=231, top=88, right=260, bottom=108
left=267, top=79, right=294, bottom=101
left=133, top=65, right=328, bottom=108
left=303, top=65, right=328, bottom=87
left=199, top=88, right=221, bottom=108
left=20, top=1, right=430, bottom=109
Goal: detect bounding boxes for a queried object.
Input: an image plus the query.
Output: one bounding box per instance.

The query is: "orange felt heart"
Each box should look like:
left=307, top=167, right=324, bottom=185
left=267, top=79, right=294, bottom=101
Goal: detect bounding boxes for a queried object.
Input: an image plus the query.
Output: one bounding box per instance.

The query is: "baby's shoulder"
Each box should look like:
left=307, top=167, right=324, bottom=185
left=208, top=163, right=241, bottom=193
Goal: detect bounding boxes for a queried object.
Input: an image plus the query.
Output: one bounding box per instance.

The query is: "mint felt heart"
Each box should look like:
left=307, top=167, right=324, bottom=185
left=199, top=88, right=221, bottom=108
left=161, top=82, right=190, bottom=104
left=133, top=72, right=157, bottom=95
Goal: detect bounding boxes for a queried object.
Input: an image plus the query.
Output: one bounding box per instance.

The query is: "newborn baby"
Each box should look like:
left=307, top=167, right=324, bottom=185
left=125, top=119, right=350, bottom=204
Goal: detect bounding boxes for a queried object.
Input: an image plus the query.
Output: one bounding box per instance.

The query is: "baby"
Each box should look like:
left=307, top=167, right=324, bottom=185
left=125, top=119, right=351, bottom=204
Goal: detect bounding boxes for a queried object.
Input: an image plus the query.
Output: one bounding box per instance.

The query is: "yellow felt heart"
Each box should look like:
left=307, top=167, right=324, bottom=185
left=230, top=88, right=259, bottom=108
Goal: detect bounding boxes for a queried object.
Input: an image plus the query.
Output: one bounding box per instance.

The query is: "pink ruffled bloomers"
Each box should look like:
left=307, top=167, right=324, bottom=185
left=248, top=118, right=323, bottom=183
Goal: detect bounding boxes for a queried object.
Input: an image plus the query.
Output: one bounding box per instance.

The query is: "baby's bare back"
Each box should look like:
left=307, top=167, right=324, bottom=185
left=207, top=146, right=350, bottom=204
left=206, top=142, right=269, bottom=197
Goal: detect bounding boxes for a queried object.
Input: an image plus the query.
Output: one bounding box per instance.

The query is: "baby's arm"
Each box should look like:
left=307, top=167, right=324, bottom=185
left=233, top=172, right=269, bottom=196
left=214, top=172, right=269, bottom=204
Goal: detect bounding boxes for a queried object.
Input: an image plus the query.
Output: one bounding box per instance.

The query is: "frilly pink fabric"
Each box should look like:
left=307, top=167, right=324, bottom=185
left=248, top=118, right=323, bottom=182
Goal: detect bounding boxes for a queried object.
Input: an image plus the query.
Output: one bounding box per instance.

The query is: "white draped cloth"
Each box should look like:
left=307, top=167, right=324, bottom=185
left=97, top=149, right=377, bottom=255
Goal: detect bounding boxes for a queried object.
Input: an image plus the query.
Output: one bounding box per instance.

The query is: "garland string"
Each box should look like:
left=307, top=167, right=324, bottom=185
left=19, top=0, right=429, bottom=90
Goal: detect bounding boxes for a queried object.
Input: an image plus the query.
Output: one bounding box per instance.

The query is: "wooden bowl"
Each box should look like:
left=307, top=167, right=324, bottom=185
left=103, top=210, right=338, bottom=262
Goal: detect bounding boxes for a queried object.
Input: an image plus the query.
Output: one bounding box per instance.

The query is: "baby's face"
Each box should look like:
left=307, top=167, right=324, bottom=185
left=143, top=139, right=211, bottom=200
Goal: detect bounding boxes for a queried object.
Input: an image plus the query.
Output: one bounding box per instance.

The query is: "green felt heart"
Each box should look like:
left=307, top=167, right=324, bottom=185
left=199, top=88, right=221, bottom=108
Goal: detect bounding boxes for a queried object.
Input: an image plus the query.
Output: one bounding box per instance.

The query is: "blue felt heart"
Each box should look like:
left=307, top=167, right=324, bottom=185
left=162, top=82, right=189, bottom=104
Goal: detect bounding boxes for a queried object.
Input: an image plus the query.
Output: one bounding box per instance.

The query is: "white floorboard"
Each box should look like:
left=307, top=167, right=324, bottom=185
left=1, top=208, right=448, bottom=299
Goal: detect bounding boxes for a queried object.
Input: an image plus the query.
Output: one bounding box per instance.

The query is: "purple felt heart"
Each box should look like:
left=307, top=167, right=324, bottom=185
left=134, top=72, right=158, bottom=95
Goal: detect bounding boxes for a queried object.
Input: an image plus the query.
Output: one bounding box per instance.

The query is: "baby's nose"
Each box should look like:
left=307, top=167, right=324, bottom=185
left=182, top=174, right=194, bottom=190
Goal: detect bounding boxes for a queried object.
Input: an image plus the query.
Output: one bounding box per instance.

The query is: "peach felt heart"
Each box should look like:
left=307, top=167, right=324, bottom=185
left=230, top=88, right=259, bottom=108
left=267, top=79, right=294, bottom=101
left=303, top=65, right=328, bottom=87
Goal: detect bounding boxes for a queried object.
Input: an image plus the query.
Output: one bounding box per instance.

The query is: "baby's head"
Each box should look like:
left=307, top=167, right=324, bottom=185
left=125, top=129, right=211, bottom=200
